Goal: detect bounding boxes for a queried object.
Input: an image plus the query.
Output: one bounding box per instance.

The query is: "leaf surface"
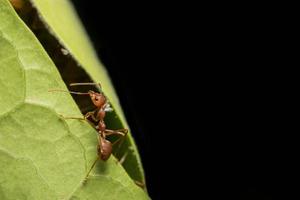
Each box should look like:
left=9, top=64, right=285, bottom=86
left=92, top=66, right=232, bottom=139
left=0, top=0, right=148, bottom=199
left=30, top=0, right=145, bottom=183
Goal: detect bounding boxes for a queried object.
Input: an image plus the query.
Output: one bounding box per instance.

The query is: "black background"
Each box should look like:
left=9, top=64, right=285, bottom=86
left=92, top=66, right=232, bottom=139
left=70, top=2, right=286, bottom=199
left=70, top=2, right=179, bottom=199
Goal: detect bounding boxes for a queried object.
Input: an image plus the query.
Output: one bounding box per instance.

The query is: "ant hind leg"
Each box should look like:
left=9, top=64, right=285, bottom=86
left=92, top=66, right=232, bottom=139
left=104, top=129, right=128, bottom=162
left=83, top=156, right=100, bottom=182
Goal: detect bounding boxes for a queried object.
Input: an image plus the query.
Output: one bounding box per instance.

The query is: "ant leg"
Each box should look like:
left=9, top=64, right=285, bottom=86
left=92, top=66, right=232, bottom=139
left=134, top=180, right=146, bottom=189
left=84, top=111, right=98, bottom=122
left=104, top=129, right=128, bottom=161
left=60, top=111, right=97, bottom=127
left=60, top=115, right=85, bottom=120
left=60, top=111, right=94, bottom=121
left=84, top=156, right=100, bottom=181
left=104, top=129, right=128, bottom=137
left=84, top=141, right=103, bottom=182
left=118, top=151, right=128, bottom=165
left=59, top=115, right=85, bottom=120
left=103, top=129, right=127, bottom=147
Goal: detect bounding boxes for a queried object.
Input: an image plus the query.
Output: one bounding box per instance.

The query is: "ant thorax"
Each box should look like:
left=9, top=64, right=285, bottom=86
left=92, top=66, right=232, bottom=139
left=94, top=103, right=113, bottom=122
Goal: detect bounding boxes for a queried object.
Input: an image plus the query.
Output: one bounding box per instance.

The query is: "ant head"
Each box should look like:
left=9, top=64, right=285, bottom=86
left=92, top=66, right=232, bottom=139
left=88, top=90, right=106, bottom=108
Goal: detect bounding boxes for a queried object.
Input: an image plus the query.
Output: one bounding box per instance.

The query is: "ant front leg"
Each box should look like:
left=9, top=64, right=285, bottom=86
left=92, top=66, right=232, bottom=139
left=60, top=110, right=98, bottom=128
left=62, top=111, right=95, bottom=121
left=84, top=111, right=99, bottom=122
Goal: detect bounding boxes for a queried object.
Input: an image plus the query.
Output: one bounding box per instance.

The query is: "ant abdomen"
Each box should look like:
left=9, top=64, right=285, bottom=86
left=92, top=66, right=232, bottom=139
left=98, top=139, right=112, bottom=161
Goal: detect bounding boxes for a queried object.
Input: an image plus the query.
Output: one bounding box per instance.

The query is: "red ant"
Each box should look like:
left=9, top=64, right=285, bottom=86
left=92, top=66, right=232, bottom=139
left=49, top=83, right=128, bottom=179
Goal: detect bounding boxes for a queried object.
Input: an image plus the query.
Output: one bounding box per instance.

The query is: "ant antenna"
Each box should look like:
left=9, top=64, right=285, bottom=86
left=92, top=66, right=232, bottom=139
left=69, top=83, right=102, bottom=93
left=48, top=89, right=90, bottom=95
left=70, top=83, right=102, bottom=88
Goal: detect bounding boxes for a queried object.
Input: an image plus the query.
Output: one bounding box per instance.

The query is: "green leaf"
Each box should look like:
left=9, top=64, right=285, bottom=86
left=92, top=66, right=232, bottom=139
left=29, top=0, right=145, bottom=183
left=0, top=0, right=148, bottom=199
